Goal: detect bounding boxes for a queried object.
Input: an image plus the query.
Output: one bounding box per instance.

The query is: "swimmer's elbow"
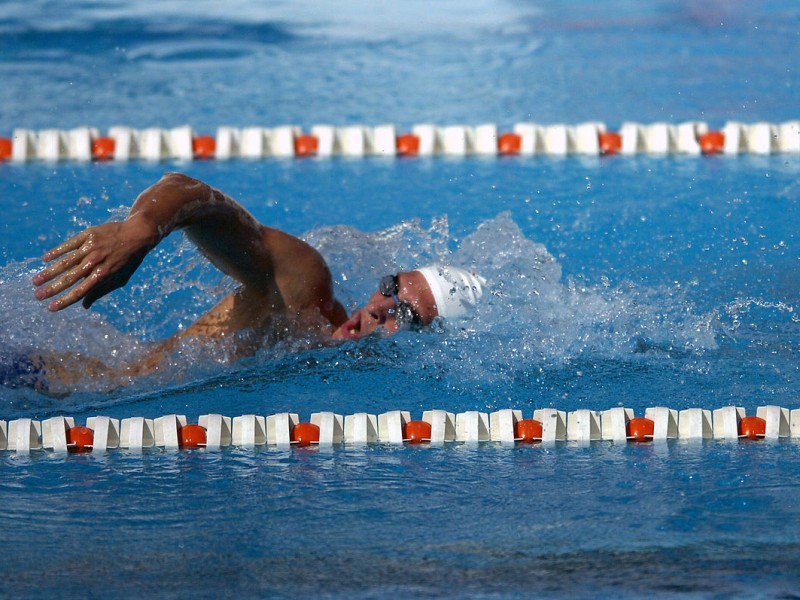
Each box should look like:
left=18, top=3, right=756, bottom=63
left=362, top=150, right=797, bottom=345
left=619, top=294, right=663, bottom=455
left=160, top=171, right=203, bottom=189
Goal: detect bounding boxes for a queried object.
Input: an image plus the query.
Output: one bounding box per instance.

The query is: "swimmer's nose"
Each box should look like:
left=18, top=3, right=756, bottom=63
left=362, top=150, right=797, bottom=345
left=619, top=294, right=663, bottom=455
left=367, top=305, right=387, bottom=324
left=367, top=297, right=395, bottom=325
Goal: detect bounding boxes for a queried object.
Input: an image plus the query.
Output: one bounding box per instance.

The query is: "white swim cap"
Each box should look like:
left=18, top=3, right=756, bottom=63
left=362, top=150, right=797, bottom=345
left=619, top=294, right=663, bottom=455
left=416, top=265, right=485, bottom=319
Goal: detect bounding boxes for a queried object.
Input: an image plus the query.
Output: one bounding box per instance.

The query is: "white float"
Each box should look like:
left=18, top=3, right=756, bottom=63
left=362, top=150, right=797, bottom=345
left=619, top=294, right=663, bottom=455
left=712, top=406, right=745, bottom=440
left=310, top=125, right=336, bottom=157
left=42, top=416, right=75, bottom=452
left=344, top=413, right=379, bottom=444
left=533, top=408, right=567, bottom=443
left=600, top=407, right=633, bottom=442
left=7, top=418, right=42, bottom=452
left=644, top=407, right=679, bottom=440
left=337, top=126, right=368, bottom=157
left=441, top=125, right=473, bottom=156
left=86, top=416, right=121, bottom=451
left=567, top=409, right=601, bottom=443
left=644, top=122, right=676, bottom=154
left=269, top=125, right=299, bottom=158
left=232, top=414, right=267, bottom=446
left=675, top=121, right=707, bottom=154
left=108, top=126, right=140, bottom=160
left=154, top=414, right=188, bottom=449
left=619, top=122, right=644, bottom=155
left=778, top=121, right=800, bottom=153
left=542, top=124, right=569, bottom=155
left=421, top=410, right=456, bottom=444
left=722, top=121, right=746, bottom=155
left=167, top=125, right=195, bottom=160
left=411, top=124, right=440, bottom=156
left=791, top=409, right=800, bottom=438
left=371, top=124, right=397, bottom=157
left=266, top=412, right=300, bottom=446
left=756, top=405, right=790, bottom=439
left=68, top=127, right=97, bottom=161
left=378, top=410, right=411, bottom=444
left=11, top=128, right=37, bottom=161
left=455, top=411, right=490, bottom=442
left=747, top=122, right=777, bottom=155
left=37, top=129, right=69, bottom=161
left=489, top=409, right=522, bottom=443
left=119, top=417, right=156, bottom=449
left=199, top=414, right=232, bottom=449
left=473, top=123, right=498, bottom=156
left=678, top=408, right=713, bottom=440
left=512, top=122, right=542, bottom=155
left=214, top=126, right=240, bottom=160
left=239, top=127, right=268, bottom=159
left=572, top=122, right=605, bottom=155
left=310, top=412, right=344, bottom=446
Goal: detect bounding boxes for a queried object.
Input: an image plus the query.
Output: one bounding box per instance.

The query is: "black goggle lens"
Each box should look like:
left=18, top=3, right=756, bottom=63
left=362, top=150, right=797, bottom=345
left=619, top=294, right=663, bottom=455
left=379, top=275, right=399, bottom=298
left=379, top=274, right=422, bottom=328
left=394, top=301, right=422, bottom=327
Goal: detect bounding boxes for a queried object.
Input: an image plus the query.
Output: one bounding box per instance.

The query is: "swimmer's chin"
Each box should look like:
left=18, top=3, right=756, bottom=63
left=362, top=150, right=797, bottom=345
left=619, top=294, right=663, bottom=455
left=331, top=326, right=364, bottom=341
left=331, top=325, right=388, bottom=341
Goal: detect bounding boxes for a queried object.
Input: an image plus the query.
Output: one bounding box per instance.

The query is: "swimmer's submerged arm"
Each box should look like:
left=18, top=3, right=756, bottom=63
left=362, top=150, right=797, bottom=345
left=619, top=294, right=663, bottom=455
left=33, top=172, right=277, bottom=311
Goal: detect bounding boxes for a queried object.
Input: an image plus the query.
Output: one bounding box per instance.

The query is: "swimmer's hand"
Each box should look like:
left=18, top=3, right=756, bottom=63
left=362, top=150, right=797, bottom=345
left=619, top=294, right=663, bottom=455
left=33, top=221, right=157, bottom=311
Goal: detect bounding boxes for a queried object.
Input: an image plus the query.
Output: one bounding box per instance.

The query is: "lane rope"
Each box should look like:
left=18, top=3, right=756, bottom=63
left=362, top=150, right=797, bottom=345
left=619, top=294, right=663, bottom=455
left=1, top=405, right=797, bottom=453
left=1, top=121, right=799, bottom=162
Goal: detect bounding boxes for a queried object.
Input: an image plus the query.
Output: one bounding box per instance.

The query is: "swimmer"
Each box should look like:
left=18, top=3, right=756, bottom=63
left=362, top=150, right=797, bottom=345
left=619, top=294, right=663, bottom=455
left=27, top=173, right=484, bottom=387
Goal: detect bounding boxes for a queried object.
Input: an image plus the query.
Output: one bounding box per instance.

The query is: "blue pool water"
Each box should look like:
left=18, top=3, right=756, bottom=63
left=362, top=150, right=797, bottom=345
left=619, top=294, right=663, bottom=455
left=2, top=1, right=800, bottom=598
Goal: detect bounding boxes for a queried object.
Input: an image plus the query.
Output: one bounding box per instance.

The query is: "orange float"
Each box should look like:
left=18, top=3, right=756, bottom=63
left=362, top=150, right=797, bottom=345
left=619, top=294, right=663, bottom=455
left=498, top=132, right=522, bottom=155
left=67, top=426, right=95, bottom=453
left=294, top=134, right=319, bottom=157
left=404, top=420, right=432, bottom=444
left=396, top=133, right=420, bottom=156
left=0, top=137, right=12, bottom=161
left=192, top=135, right=216, bottom=159
left=514, top=419, right=543, bottom=443
left=739, top=416, right=766, bottom=440
left=92, top=137, right=116, bottom=161
left=291, top=422, right=321, bottom=447
left=626, top=417, right=655, bottom=442
left=178, top=424, right=207, bottom=448
left=599, top=132, right=622, bottom=155
left=699, top=131, right=725, bottom=155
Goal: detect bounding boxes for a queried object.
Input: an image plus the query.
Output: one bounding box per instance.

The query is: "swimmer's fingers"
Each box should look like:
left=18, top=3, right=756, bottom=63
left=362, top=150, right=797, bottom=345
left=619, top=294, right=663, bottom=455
left=42, top=231, right=89, bottom=263
left=33, top=221, right=150, bottom=311
left=35, top=260, right=97, bottom=310
left=32, top=231, right=92, bottom=287
left=44, top=279, right=94, bottom=312
left=41, top=253, right=144, bottom=311
left=32, top=246, right=88, bottom=287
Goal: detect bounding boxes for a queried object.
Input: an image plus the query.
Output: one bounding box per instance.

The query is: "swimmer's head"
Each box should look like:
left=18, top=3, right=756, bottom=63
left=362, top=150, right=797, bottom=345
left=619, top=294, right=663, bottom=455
left=332, top=265, right=485, bottom=340
left=415, top=265, right=485, bottom=319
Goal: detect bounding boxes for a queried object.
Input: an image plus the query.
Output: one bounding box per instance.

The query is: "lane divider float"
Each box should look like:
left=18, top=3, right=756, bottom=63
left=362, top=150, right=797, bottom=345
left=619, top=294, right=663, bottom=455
left=0, top=405, right=797, bottom=454
left=1, top=121, right=799, bottom=162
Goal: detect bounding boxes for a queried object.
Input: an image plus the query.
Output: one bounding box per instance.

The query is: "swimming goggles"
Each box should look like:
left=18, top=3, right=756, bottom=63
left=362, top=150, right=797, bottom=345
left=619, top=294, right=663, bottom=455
left=379, top=274, right=423, bottom=328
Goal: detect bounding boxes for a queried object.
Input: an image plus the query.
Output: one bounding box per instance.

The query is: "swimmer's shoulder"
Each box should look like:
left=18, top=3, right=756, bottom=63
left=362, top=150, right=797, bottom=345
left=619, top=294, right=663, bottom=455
left=261, top=226, right=328, bottom=271
left=260, top=226, right=338, bottom=313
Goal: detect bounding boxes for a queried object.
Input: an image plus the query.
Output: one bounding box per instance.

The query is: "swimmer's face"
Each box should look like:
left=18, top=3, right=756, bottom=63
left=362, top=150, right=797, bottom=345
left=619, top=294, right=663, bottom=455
left=332, top=271, right=438, bottom=340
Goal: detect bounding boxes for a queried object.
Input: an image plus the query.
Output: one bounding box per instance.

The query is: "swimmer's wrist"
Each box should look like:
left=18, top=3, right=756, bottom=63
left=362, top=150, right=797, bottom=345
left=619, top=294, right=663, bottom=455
left=125, top=172, right=209, bottom=242
left=123, top=211, right=165, bottom=248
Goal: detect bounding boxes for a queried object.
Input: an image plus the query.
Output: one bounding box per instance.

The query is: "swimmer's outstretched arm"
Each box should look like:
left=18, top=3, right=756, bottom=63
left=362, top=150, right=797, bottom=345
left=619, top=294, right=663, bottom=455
left=33, top=172, right=276, bottom=311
